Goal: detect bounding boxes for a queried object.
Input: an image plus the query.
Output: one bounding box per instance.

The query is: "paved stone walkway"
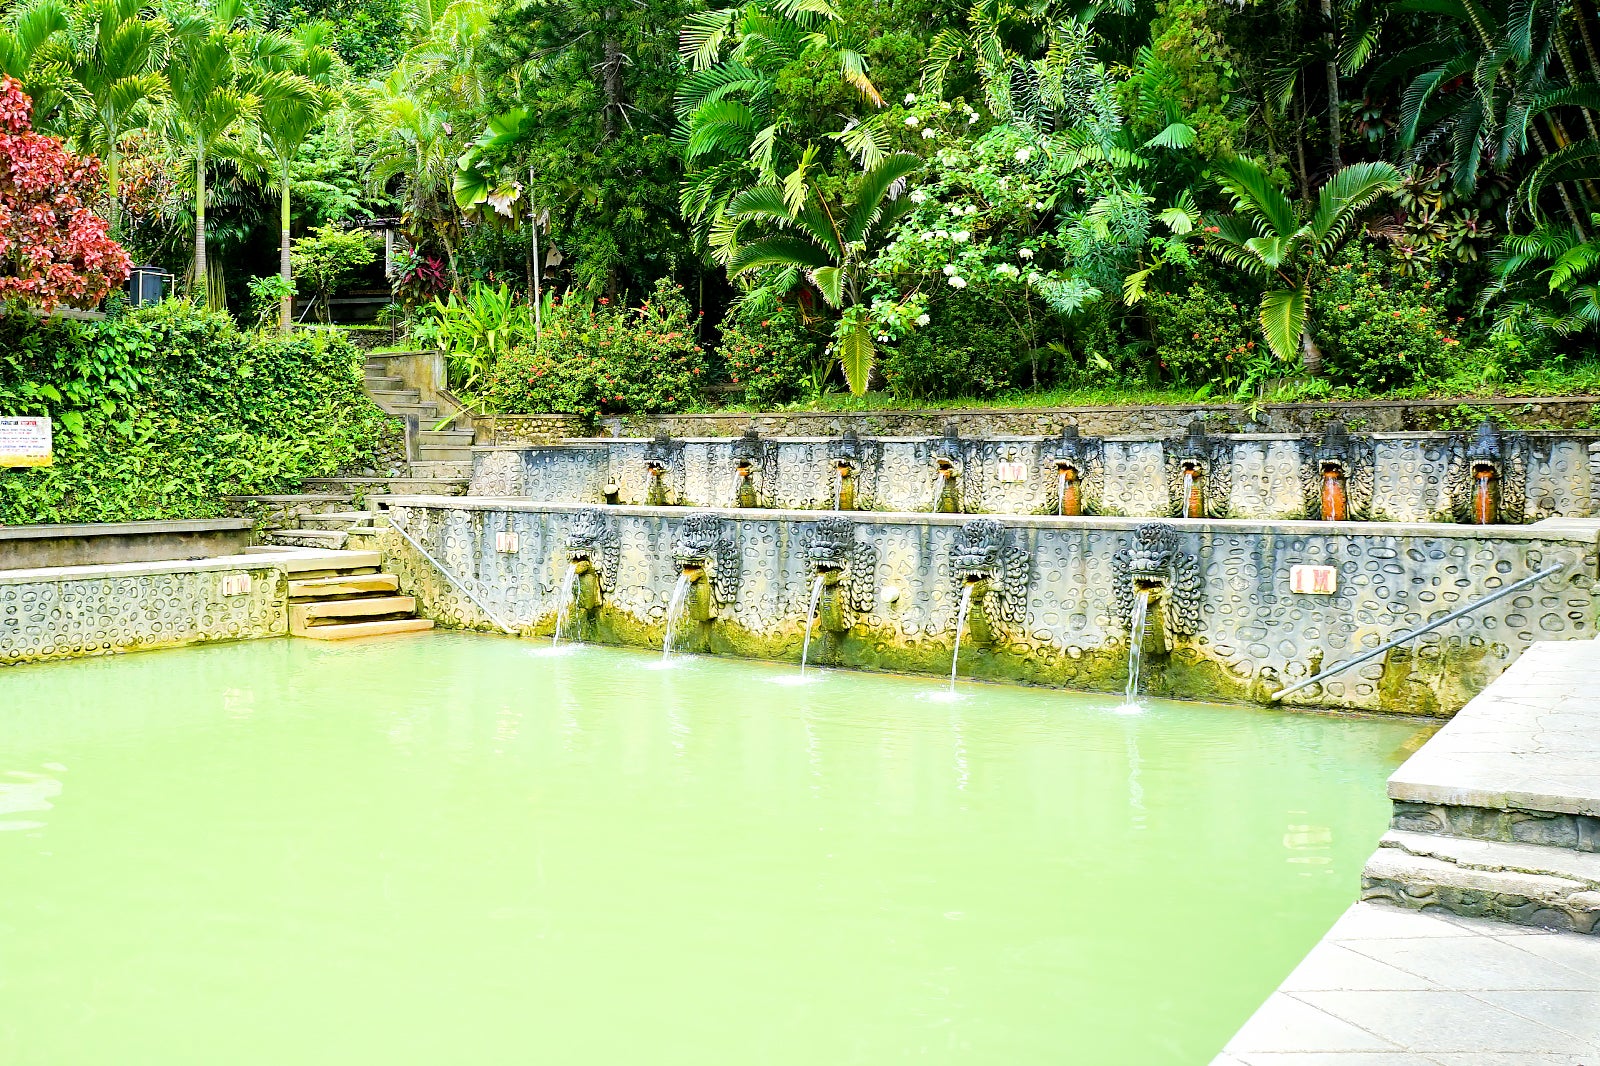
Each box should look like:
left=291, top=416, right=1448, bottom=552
left=1213, top=901, right=1600, bottom=1064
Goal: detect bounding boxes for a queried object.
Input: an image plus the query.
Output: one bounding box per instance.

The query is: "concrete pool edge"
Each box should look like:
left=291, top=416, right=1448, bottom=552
left=0, top=547, right=378, bottom=665
left=1213, top=638, right=1600, bottom=1063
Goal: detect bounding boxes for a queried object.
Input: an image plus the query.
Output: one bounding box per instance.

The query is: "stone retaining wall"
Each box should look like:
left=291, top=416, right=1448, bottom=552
left=0, top=557, right=288, bottom=666
left=381, top=497, right=1600, bottom=715
left=468, top=430, right=1600, bottom=523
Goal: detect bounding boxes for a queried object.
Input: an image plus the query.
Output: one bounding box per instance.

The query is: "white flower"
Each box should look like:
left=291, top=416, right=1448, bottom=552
left=935, top=229, right=949, bottom=239
left=942, top=263, right=957, bottom=276
left=1027, top=270, right=1042, bottom=284
left=920, top=128, right=936, bottom=140
left=964, top=204, right=977, bottom=215
left=1033, top=201, right=1046, bottom=211
left=878, top=334, right=889, bottom=343
left=995, top=263, right=1018, bottom=277
left=947, top=275, right=967, bottom=289
left=1018, top=247, right=1034, bottom=259
left=967, top=112, right=979, bottom=124
left=952, top=230, right=970, bottom=243
left=904, top=115, right=919, bottom=127
left=910, top=190, right=927, bottom=203
left=904, top=92, right=917, bottom=105
left=916, top=313, right=930, bottom=326
left=1015, top=147, right=1032, bottom=163
left=920, top=231, right=934, bottom=240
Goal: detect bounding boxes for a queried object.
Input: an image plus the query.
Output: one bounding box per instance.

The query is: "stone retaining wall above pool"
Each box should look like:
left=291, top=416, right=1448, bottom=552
left=469, top=427, right=1600, bottom=524
left=379, top=498, right=1600, bottom=715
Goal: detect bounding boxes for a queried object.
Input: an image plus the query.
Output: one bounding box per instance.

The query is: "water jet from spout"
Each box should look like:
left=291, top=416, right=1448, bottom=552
left=799, top=573, right=824, bottom=676
left=1120, top=589, right=1151, bottom=711
left=949, top=582, right=975, bottom=694
left=662, top=571, right=692, bottom=662
left=552, top=562, right=579, bottom=647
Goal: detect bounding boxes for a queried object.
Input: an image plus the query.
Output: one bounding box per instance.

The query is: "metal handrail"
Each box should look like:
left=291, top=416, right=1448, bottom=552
left=1269, top=562, right=1570, bottom=703
left=384, top=510, right=519, bottom=636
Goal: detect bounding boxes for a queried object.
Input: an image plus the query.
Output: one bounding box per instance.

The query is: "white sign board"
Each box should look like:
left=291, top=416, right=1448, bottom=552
left=1290, top=564, right=1338, bottom=595
left=0, top=416, right=52, bottom=467
left=996, top=460, right=1029, bottom=484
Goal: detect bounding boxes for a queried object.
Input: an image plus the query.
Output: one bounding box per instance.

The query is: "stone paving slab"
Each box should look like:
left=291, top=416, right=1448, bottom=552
left=1388, top=641, right=1600, bottom=818
left=1211, top=902, right=1600, bottom=1065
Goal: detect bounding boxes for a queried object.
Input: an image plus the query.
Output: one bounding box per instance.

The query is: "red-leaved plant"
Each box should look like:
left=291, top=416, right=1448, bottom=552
left=0, top=77, right=130, bottom=310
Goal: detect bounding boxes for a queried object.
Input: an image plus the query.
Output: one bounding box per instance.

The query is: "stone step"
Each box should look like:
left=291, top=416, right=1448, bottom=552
left=293, top=617, right=435, bottom=641
left=369, top=388, right=422, bottom=408
left=364, top=374, right=404, bottom=391
left=288, top=573, right=400, bottom=600
left=1361, top=829, right=1600, bottom=934
left=417, top=430, right=474, bottom=445
left=290, top=595, right=418, bottom=633
left=409, top=460, right=473, bottom=479
left=298, top=510, right=376, bottom=529
left=302, top=476, right=468, bottom=496
left=266, top=528, right=348, bottom=549
left=418, top=445, right=472, bottom=462
left=239, top=546, right=382, bottom=575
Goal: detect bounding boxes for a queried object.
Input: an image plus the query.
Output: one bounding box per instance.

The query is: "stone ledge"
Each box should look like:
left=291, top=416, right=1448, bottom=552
left=1388, top=641, right=1600, bottom=818
left=0, top=547, right=379, bottom=584
left=382, top=494, right=1600, bottom=544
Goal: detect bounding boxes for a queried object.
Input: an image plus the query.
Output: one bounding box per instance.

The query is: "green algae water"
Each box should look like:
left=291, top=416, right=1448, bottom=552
left=0, top=633, right=1424, bottom=1065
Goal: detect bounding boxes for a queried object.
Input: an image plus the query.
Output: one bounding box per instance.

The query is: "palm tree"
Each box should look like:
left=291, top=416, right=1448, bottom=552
left=723, top=152, right=920, bottom=394
left=368, top=62, right=464, bottom=281
left=676, top=0, right=883, bottom=243
left=0, top=0, right=68, bottom=119
left=1202, top=155, right=1401, bottom=370
left=164, top=0, right=258, bottom=303
left=259, top=27, right=339, bottom=330
left=62, top=0, right=168, bottom=231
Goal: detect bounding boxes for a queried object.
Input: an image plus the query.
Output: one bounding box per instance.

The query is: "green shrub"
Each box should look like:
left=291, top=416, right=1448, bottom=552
left=1144, top=282, right=1259, bottom=387
left=719, top=306, right=821, bottom=407
left=0, top=300, right=398, bottom=523
left=882, top=292, right=1022, bottom=401
left=480, top=278, right=707, bottom=416
left=1313, top=246, right=1455, bottom=391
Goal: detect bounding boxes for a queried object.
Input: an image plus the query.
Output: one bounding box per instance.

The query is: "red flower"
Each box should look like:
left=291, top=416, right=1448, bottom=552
left=599, top=297, right=610, bottom=305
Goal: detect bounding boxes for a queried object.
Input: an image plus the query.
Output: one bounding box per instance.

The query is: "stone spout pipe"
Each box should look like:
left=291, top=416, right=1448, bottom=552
left=677, top=563, right=716, bottom=622
left=815, top=566, right=851, bottom=633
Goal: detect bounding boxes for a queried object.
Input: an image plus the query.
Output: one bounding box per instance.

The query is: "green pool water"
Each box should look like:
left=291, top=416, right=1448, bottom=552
left=0, top=633, right=1425, bottom=1065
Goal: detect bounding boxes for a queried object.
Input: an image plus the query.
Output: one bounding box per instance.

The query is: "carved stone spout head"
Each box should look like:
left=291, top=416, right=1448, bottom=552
left=932, top=423, right=964, bottom=475
left=1466, top=419, right=1503, bottom=470
left=733, top=427, right=762, bottom=467
left=644, top=432, right=673, bottom=471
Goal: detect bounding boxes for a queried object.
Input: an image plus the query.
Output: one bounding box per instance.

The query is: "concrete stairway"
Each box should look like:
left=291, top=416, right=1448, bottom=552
left=249, top=546, right=434, bottom=640
left=359, top=352, right=473, bottom=495
left=1364, top=829, right=1600, bottom=933
left=1358, top=641, right=1600, bottom=935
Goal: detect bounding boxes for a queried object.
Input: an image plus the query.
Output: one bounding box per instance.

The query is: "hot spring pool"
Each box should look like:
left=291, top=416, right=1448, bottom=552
left=0, top=633, right=1426, bottom=1064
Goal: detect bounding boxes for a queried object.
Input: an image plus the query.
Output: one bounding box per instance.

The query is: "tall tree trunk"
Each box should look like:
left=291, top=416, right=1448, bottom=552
left=1321, top=0, right=1342, bottom=168
left=1553, top=22, right=1600, bottom=205
left=602, top=33, right=621, bottom=140
left=1292, top=88, right=1312, bottom=201
left=1529, top=122, right=1589, bottom=237
left=106, top=144, right=120, bottom=236
left=279, top=177, right=293, bottom=333
left=1576, top=0, right=1600, bottom=71
left=193, top=151, right=208, bottom=306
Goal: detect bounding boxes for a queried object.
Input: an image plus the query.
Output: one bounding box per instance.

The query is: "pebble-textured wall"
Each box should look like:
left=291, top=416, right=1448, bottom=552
left=0, top=561, right=287, bottom=666
left=469, top=431, right=1600, bottom=523
left=381, top=498, right=1600, bottom=715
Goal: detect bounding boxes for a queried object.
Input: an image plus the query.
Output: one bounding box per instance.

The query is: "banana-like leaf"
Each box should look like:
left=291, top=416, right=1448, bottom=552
left=836, top=317, right=875, bottom=396
left=1259, top=285, right=1308, bottom=364
left=810, top=265, right=844, bottom=308
left=1142, top=122, right=1196, bottom=150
